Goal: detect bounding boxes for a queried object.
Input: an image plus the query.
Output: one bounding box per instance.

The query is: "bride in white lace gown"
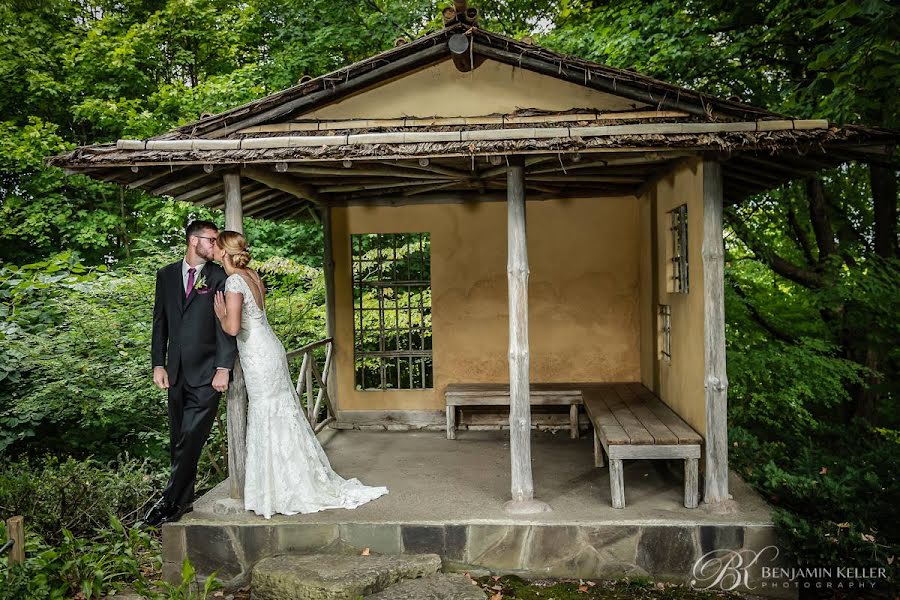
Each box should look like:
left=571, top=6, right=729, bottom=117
left=212, top=230, right=387, bottom=518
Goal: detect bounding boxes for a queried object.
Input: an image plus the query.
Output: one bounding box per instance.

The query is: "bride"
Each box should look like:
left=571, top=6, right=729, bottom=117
left=212, top=230, right=387, bottom=518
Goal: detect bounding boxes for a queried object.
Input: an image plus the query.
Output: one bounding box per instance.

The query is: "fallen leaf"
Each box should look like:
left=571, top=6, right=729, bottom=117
left=492, top=575, right=501, bottom=581
left=490, top=593, right=502, bottom=600
left=361, top=547, right=370, bottom=556
left=463, top=572, right=471, bottom=579
left=837, top=522, right=850, bottom=529
left=861, top=533, right=875, bottom=543
left=586, top=580, right=596, bottom=587
left=491, top=585, right=503, bottom=591
left=578, top=584, right=588, bottom=593
left=820, top=466, right=828, bottom=475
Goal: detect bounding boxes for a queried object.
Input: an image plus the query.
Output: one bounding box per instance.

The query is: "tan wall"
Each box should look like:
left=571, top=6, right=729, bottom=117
left=303, top=59, right=647, bottom=120
left=332, top=197, right=642, bottom=412
left=651, top=159, right=707, bottom=436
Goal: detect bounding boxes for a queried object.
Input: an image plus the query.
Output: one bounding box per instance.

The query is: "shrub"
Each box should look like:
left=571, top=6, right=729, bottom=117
left=0, top=455, right=165, bottom=543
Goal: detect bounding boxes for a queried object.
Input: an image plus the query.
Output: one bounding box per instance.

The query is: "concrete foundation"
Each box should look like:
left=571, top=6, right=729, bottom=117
left=163, top=430, right=795, bottom=598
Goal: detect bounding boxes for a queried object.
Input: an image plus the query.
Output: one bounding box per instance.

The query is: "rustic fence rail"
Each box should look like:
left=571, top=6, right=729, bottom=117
left=286, top=337, right=336, bottom=433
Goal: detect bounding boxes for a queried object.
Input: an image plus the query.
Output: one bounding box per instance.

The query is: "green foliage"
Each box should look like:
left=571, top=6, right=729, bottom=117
left=0, top=516, right=159, bottom=600
left=0, top=455, right=164, bottom=543
left=730, top=422, right=900, bottom=587
left=148, top=559, right=222, bottom=600
left=0, top=518, right=220, bottom=600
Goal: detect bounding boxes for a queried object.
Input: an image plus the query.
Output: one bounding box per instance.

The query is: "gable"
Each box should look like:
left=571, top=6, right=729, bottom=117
left=296, top=58, right=649, bottom=121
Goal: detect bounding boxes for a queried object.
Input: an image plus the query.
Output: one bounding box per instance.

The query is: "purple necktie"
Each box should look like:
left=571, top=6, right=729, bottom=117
left=186, top=267, right=196, bottom=297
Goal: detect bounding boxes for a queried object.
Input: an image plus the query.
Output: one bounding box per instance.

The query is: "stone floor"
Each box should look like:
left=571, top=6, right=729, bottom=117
left=195, top=428, right=773, bottom=525
left=164, top=430, right=793, bottom=598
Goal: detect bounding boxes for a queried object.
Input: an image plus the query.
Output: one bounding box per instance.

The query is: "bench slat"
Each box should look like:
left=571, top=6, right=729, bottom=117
left=630, top=383, right=702, bottom=444
left=582, top=393, right=630, bottom=445
left=595, top=386, right=655, bottom=444
left=614, top=384, right=679, bottom=444
left=446, top=394, right=581, bottom=406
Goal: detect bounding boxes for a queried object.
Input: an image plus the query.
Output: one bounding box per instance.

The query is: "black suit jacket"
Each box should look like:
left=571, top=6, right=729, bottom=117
left=151, top=260, right=237, bottom=388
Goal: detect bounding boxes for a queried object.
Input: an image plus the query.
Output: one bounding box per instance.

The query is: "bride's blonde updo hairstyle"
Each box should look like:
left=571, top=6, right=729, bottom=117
left=217, top=230, right=251, bottom=268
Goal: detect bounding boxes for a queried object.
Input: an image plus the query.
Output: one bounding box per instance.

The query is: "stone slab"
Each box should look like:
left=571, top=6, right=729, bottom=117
left=251, top=553, right=442, bottom=600
left=363, top=574, right=485, bottom=599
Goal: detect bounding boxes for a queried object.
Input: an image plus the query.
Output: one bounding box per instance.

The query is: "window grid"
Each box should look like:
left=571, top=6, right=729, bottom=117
left=659, top=304, right=672, bottom=361
left=352, top=233, right=433, bottom=390
left=670, top=204, right=689, bottom=293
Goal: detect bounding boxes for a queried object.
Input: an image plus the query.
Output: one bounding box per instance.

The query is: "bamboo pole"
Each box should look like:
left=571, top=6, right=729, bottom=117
left=322, top=209, right=338, bottom=417
left=224, top=173, right=248, bottom=500
left=701, top=160, right=731, bottom=506
left=504, top=158, right=549, bottom=514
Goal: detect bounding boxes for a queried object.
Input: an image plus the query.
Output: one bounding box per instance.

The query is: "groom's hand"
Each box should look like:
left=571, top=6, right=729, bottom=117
left=212, top=368, right=229, bottom=393
left=153, top=366, right=170, bottom=389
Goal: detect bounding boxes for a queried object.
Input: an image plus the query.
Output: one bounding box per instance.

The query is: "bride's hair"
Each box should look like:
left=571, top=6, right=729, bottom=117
left=217, top=230, right=251, bottom=268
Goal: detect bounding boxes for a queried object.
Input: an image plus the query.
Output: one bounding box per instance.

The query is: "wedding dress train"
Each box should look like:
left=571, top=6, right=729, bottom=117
left=225, top=273, right=387, bottom=518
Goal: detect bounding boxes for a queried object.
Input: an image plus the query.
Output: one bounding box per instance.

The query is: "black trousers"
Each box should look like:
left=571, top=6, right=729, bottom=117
left=162, top=371, right=220, bottom=507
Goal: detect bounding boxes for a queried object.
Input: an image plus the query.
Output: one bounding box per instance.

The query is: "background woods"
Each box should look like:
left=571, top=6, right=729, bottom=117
left=0, top=0, right=897, bottom=597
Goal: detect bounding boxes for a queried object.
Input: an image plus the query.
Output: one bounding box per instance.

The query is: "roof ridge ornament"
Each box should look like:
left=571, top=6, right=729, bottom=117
left=442, top=1, right=479, bottom=28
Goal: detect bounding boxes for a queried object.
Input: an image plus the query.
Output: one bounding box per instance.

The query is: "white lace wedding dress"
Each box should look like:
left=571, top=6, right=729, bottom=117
left=225, top=273, right=388, bottom=518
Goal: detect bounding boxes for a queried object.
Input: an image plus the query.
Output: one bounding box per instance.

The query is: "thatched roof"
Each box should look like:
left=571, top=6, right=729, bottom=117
left=49, top=23, right=896, bottom=221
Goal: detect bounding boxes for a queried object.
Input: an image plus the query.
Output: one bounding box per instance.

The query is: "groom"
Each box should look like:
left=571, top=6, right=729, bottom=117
left=144, top=220, right=237, bottom=527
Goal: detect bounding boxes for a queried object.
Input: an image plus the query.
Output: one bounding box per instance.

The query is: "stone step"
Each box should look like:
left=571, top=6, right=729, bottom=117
left=251, top=553, right=442, bottom=600
left=363, top=574, right=486, bottom=600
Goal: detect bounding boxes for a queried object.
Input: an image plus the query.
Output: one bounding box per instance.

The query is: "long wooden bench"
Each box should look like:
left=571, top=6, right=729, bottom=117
left=444, top=383, right=583, bottom=440
left=582, top=382, right=702, bottom=509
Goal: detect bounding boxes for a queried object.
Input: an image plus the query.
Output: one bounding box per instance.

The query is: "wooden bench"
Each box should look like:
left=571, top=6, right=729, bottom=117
left=582, top=382, right=702, bottom=509
left=445, top=383, right=583, bottom=440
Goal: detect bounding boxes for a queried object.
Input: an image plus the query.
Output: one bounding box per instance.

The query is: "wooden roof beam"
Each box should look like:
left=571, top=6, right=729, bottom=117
left=151, top=172, right=214, bottom=196
left=126, top=167, right=187, bottom=190
left=241, top=168, right=322, bottom=204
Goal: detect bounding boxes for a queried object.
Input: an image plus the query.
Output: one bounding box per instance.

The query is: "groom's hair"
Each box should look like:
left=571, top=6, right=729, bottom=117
left=185, top=219, right=219, bottom=243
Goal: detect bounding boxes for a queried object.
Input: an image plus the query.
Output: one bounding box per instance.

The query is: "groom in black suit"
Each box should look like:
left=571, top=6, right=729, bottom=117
left=144, top=220, right=237, bottom=527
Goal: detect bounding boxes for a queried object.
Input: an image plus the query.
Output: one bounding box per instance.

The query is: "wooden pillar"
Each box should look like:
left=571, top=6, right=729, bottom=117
left=321, top=206, right=339, bottom=413
left=701, top=160, right=730, bottom=504
left=504, top=158, right=549, bottom=514
left=223, top=172, right=248, bottom=500
left=5, top=516, right=24, bottom=565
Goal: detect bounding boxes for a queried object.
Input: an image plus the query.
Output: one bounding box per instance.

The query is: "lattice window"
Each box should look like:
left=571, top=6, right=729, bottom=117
left=351, top=233, right=433, bottom=390
left=659, top=304, right=672, bottom=361
left=670, top=204, right=689, bottom=293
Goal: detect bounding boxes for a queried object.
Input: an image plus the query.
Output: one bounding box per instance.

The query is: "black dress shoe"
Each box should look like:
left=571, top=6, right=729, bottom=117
left=163, top=503, right=194, bottom=524
left=142, top=497, right=175, bottom=528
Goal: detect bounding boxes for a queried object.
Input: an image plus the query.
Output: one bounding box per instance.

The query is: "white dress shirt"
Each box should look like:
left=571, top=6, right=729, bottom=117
left=182, top=259, right=206, bottom=293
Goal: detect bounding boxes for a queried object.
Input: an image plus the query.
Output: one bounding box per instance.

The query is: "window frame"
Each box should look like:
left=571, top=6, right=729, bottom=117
left=351, top=232, right=433, bottom=391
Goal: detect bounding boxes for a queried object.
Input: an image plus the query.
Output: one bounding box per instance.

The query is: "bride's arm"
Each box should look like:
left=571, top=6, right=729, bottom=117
left=214, top=291, right=243, bottom=336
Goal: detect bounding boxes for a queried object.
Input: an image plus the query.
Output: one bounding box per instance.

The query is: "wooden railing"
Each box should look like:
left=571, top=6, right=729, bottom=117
left=286, top=337, right=336, bottom=434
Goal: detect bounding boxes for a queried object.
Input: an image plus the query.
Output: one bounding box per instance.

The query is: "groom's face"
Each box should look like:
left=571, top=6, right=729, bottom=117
left=192, top=228, right=219, bottom=261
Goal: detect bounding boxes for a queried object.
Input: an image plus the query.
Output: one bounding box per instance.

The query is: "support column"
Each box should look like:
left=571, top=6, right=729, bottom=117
left=321, top=206, right=339, bottom=414
left=701, top=160, right=730, bottom=505
left=504, top=158, right=549, bottom=514
left=223, top=172, right=248, bottom=500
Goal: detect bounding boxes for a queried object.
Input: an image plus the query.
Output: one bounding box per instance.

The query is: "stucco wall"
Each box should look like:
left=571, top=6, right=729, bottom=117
left=303, top=59, right=647, bottom=120
left=651, top=159, right=707, bottom=437
left=331, top=197, right=642, bottom=412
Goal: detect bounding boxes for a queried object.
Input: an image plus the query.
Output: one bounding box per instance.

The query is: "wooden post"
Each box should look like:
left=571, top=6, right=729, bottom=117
left=6, top=515, right=24, bottom=565
left=322, top=206, right=339, bottom=416
left=223, top=172, right=248, bottom=500
left=504, top=158, right=549, bottom=514
left=701, top=160, right=730, bottom=504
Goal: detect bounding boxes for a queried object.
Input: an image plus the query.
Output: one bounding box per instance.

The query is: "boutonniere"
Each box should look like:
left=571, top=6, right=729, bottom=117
left=194, top=273, right=209, bottom=293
